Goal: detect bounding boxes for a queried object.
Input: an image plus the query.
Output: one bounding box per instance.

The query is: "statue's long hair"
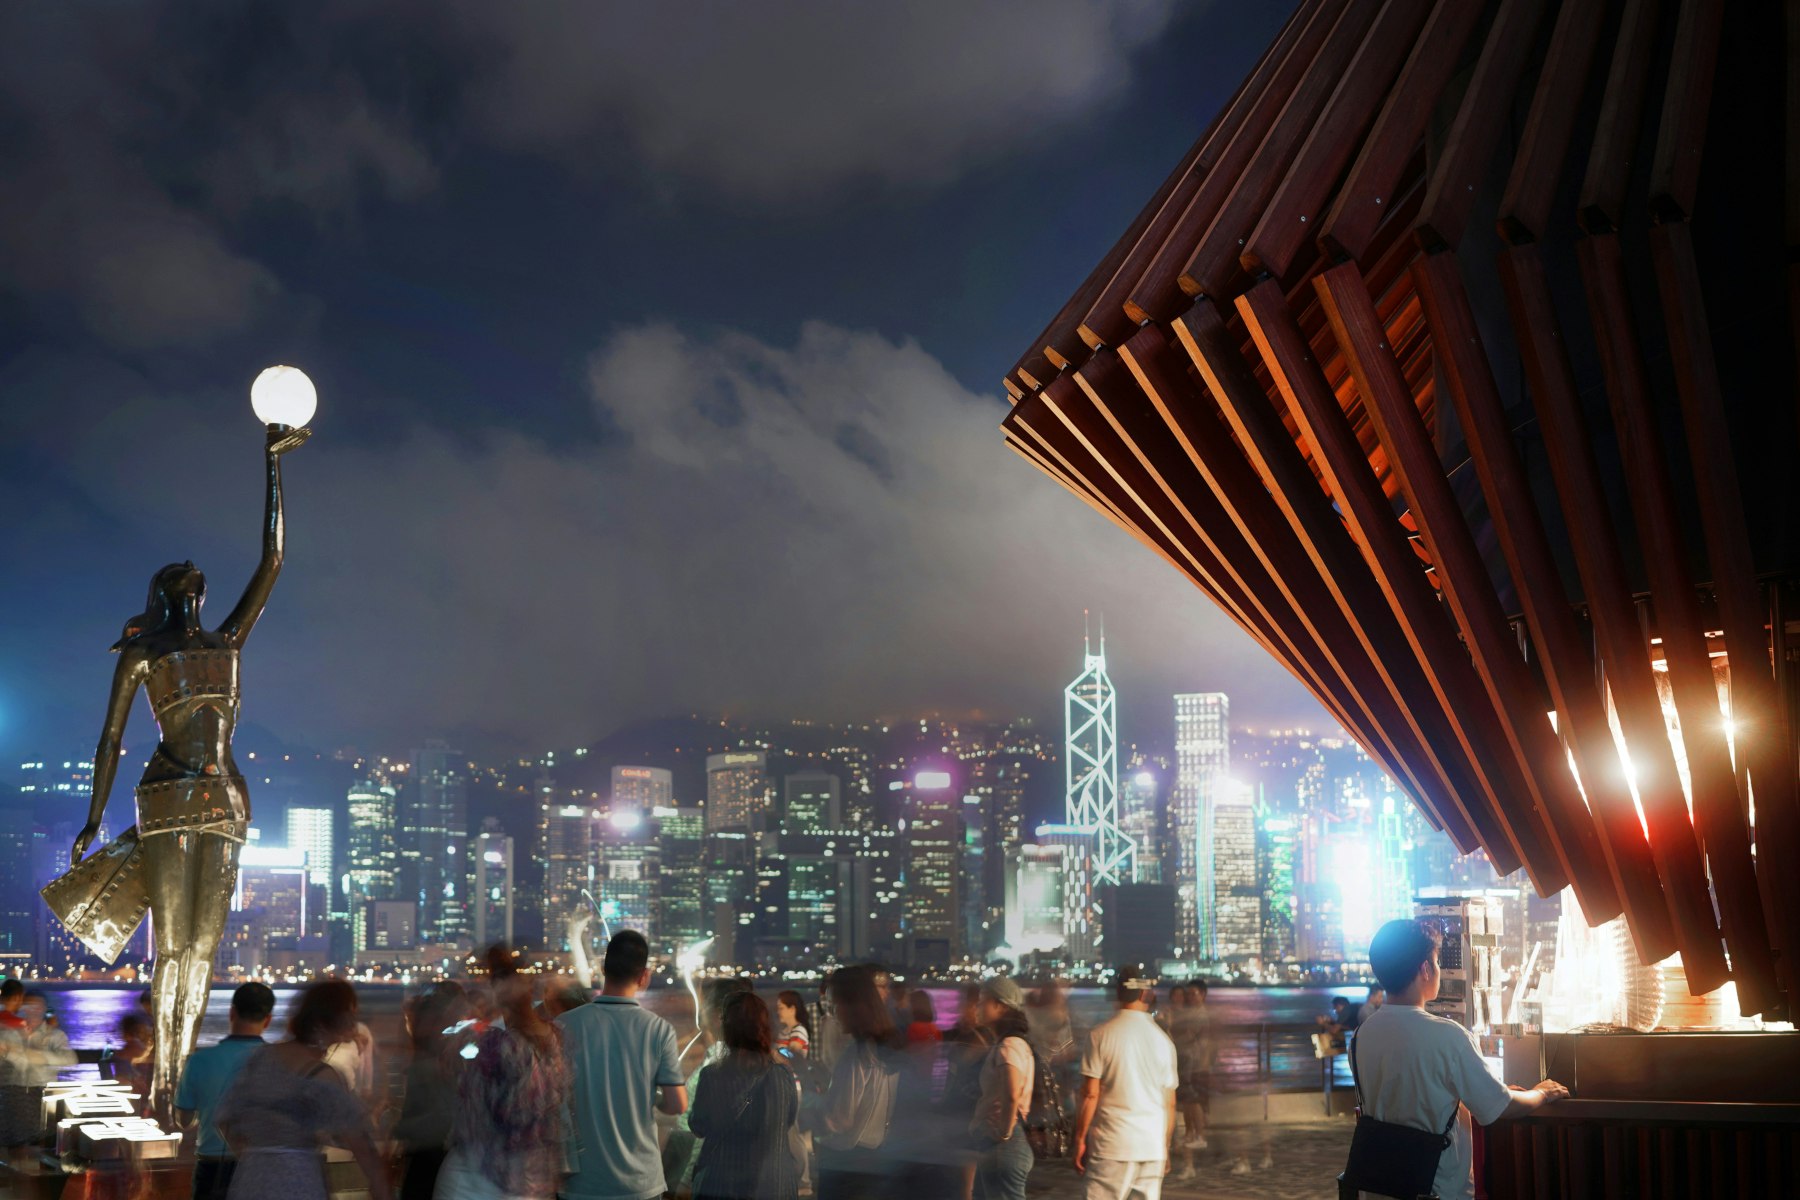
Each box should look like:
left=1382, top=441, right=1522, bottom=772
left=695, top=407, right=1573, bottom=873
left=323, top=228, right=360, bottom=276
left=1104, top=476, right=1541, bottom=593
left=110, top=563, right=196, bottom=651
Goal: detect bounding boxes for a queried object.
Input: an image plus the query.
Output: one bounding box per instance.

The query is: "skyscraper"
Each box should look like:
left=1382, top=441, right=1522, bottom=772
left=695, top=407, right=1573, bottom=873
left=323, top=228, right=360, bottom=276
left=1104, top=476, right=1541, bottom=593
left=0, top=806, right=34, bottom=959
left=1037, top=824, right=1099, bottom=963
left=1121, top=770, right=1161, bottom=884
left=783, top=772, right=841, bottom=832
left=610, top=766, right=673, bottom=819
left=1211, top=780, right=1260, bottom=962
left=406, top=742, right=469, bottom=945
left=1259, top=813, right=1299, bottom=962
left=706, top=752, right=769, bottom=832
left=538, top=780, right=595, bottom=952
left=1064, top=623, right=1129, bottom=891
left=654, top=806, right=707, bottom=953
left=474, top=819, right=515, bottom=947
left=286, top=807, right=334, bottom=892
left=905, top=772, right=962, bottom=967
left=1173, top=692, right=1229, bottom=958
left=346, top=779, right=399, bottom=953
left=597, top=810, right=659, bottom=942
left=1005, top=843, right=1068, bottom=953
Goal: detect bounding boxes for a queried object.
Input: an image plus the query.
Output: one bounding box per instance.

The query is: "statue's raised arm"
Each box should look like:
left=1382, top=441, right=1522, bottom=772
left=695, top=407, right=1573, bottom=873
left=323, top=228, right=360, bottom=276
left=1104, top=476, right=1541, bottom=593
left=219, top=425, right=309, bottom=646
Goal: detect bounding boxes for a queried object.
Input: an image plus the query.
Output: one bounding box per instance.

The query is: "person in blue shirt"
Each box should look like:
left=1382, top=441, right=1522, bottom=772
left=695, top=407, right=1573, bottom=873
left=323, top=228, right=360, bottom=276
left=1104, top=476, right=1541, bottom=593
left=175, top=982, right=276, bottom=1200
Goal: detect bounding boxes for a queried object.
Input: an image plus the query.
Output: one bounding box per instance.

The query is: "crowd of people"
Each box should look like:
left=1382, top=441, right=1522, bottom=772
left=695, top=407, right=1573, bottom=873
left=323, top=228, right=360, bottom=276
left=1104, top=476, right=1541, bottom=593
left=143, top=937, right=1239, bottom=1200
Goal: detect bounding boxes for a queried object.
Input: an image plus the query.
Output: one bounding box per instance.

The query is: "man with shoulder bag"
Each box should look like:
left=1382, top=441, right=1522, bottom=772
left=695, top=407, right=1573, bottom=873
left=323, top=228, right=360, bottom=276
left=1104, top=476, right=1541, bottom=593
left=1341, top=919, right=1568, bottom=1200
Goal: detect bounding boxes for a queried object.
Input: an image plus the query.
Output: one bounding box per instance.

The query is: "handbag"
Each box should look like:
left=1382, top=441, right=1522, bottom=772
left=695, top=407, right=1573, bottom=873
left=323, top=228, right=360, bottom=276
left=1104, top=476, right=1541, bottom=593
left=1340, top=1034, right=1458, bottom=1200
left=40, top=827, right=151, bottom=964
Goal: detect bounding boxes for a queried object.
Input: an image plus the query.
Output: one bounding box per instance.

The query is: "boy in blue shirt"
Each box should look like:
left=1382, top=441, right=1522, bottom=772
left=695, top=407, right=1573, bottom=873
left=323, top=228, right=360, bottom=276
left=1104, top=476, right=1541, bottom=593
left=175, top=982, right=276, bottom=1200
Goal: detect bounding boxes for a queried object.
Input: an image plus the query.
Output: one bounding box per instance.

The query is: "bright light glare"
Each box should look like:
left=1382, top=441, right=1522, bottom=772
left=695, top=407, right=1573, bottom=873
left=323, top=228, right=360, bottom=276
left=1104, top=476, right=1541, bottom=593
left=250, top=365, right=317, bottom=427
left=610, top=810, right=643, bottom=831
left=1133, top=772, right=1156, bottom=787
left=1325, top=836, right=1375, bottom=952
left=915, top=771, right=952, bottom=790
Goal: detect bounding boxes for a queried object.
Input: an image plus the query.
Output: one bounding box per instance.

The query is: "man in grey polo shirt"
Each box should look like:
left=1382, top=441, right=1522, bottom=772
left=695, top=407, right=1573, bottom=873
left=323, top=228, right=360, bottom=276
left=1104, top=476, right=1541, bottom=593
left=558, top=929, right=688, bottom=1200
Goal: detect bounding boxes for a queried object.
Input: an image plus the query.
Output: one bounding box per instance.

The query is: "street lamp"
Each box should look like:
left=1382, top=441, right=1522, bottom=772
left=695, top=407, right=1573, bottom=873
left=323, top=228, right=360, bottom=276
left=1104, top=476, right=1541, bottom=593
left=251, top=365, right=317, bottom=429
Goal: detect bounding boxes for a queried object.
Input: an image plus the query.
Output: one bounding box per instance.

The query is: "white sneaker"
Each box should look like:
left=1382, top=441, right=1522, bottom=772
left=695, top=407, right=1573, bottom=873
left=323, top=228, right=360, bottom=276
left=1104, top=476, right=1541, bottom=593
left=1257, top=1156, right=1273, bottom=1170
left=1230, top=1159, right=1253, bottom=1176
left=1172, top=1167, right=1197, bottom=1183
left=1183, top=1134, right=1208, bottom=1150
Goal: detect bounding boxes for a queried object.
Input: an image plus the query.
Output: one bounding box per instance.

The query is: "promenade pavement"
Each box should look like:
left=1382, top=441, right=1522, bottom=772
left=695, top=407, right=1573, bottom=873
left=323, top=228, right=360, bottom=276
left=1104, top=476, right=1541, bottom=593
left=1026, top=1095, right=1355, bottom=1200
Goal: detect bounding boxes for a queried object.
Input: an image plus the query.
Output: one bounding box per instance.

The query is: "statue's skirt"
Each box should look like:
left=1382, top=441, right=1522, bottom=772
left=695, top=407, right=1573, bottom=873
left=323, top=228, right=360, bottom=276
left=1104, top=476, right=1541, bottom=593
left=41, top=774, right=249, bottom=963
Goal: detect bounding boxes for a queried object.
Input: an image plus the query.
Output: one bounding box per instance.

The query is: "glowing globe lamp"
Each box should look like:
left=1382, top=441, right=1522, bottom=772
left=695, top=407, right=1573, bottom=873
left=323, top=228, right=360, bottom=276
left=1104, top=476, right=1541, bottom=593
left=250, top=365, right=317, bottom=428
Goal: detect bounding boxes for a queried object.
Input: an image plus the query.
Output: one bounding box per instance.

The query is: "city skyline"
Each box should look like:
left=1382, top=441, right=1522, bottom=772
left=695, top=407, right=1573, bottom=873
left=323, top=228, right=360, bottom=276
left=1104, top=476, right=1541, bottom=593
left=2, top=684, right=1515, bottom=981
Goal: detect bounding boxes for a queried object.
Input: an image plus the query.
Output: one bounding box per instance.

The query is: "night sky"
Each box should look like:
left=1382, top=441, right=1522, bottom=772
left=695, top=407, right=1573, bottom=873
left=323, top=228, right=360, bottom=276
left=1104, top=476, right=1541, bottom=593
left=0, top=1, right=1325, bottom=763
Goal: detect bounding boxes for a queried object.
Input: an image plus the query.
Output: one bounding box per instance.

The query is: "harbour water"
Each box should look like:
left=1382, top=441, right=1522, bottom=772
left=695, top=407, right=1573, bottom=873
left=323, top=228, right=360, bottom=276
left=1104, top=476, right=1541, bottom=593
left=38, top=980, right=1364, bottom=1094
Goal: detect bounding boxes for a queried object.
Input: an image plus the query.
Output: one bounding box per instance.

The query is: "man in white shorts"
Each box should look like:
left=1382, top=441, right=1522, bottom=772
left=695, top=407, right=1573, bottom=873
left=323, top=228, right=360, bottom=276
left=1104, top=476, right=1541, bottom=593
left=1072, top=967, right=1178, bottom=1200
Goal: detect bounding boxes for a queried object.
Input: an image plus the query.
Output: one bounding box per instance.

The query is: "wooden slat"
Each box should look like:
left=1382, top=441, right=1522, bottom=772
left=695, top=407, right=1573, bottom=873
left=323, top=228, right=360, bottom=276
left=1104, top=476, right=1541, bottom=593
left=1498, top=0, right=1610, bottom=244
left=1579, top=0, right=1663, bottom=234
left=1124, top=0, right=1351, bottom=325
left=1038, top=374, right=1286, bottom=657
left=1179, top=0, right=1387, bottom=299
left=1649, top=0, right=1725, bottom=221
left=1315, top=260, right=1616, bottom=910
left=1412, top=0, right=1554, bottom=251
left=1239, top=275, right=1563, bottom=892
left=1413, top=250, right=1668, bottom=941
left=1499, top=241, right=1726, bottom=986
left=1003, top=433, right=1203, bottom=590
left=1575, top=232, right=1776, bottom=1012
left=1650, top=220, right=1800, bottom=1004
left=1318, top=0, right=1490, bottom=263
left=1103, top=329, right=1464, bottom=830
left=1055, top=354, right=1405, bottom=774
left=1073, top=0, right=1330, bottom=351
left=1239, top=0, right=1436, bottom=283
left=1176, top=296, right=1510, bottom=863
left=1007, top=410, right=1219, bottom=604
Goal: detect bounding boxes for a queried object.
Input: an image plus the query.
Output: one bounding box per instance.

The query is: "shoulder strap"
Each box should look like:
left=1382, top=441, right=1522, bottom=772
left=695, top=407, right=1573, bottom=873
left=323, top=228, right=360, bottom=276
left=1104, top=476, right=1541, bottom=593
left=1352, top=1032, right=1461, bottom=1142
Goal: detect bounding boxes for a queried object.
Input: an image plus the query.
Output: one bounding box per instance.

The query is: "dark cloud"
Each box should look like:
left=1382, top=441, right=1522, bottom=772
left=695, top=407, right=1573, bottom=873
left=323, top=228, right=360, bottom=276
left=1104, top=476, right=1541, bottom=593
left=447, top=0, right=1182, bottom=200
left=0, top=324, right=1314, bottom=753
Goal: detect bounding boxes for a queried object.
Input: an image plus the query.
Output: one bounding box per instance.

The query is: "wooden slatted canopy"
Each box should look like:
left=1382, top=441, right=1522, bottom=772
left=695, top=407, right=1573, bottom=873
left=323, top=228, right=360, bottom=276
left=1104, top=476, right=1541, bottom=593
left=1000, top=0, right=1800, bottom=1017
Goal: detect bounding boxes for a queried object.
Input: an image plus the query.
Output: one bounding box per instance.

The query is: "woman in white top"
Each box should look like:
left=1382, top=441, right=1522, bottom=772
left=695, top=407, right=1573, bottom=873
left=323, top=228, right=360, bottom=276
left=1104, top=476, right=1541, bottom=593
left=970, top=978, right=1034, bottom=1200
left=802, top=966, right=899, bottom=1200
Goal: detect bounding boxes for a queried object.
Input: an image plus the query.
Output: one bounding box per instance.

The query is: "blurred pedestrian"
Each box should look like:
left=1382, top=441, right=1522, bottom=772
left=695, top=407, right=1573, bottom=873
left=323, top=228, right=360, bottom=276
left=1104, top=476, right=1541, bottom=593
left=667, top=977, right=755, bottom=1196
left=216, top=980, right=391, bottom=1200
left=691, top=991, right=802, bottom=1200
left=175, top=982, right=275, bottom=1200
left=436, top=975, right=568, bottom=1200
left=109, top=1011, right=155, bottom=1111
left=1072, top=969, right=1176, bottom=1200
left=775, top=991, right=812, bottom=1060
left=395, top=983, right=467, bottom=1200
left=904, top=993, right=940, bottom=1049
left=938, top=986, right=992, bottom=1200
left=556, top=929, right=688, bottom=1200
left=970, top=979, right=1034, bottom=1200
left=803, top=965, right=899, bottom=1200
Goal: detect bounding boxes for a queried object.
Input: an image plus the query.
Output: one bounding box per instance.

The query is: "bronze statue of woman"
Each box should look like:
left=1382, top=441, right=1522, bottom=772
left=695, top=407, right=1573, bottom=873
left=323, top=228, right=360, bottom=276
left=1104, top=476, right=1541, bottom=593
left=66, top=423, right=308, bottom=1114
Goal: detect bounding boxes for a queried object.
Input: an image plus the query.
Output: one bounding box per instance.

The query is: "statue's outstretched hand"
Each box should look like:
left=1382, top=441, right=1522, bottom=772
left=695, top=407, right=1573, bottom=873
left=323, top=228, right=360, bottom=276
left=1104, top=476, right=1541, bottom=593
left=71, top=823, right=100, bottom=865
left=266, top=425, right=311, bottom=456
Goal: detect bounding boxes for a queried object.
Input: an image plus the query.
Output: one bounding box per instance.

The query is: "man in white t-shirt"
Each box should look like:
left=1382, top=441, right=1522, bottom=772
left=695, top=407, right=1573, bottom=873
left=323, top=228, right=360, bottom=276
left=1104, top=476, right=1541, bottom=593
left=1072, top=967, right=1178, bottom=1200
left=1350, top=919, right=1568, bottom=1200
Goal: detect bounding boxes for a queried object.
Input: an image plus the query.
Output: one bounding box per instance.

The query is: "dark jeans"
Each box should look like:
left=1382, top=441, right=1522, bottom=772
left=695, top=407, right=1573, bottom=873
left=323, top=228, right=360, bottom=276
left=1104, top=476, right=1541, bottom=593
left=192, top=1156, right=236, bottom=1200
left=974, top=1128, right=1032, bottom=1200
left=816, top=1144, right=892, bottom=1200
left=400, top=1147, right=447, bottom=1200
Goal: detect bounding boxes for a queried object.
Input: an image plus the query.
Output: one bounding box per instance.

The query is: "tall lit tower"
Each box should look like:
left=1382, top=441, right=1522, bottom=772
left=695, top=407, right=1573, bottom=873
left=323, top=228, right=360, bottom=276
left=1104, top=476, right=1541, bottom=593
left=1064, top=615, right=1130, bottom=890
left=1173, top=692, right=1229, bottom=958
